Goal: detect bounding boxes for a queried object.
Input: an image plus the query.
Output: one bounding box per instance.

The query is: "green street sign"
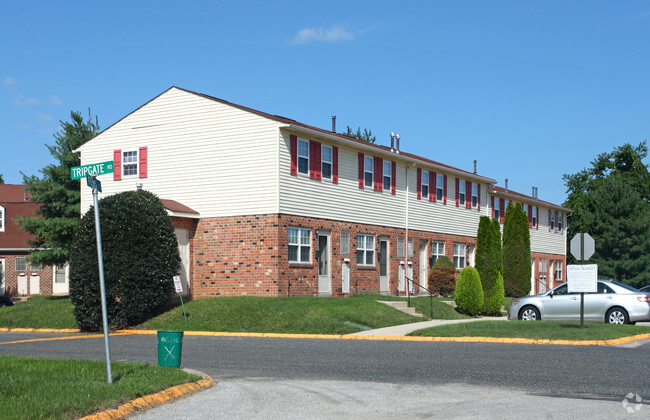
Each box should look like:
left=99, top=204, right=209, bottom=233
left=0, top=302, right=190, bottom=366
left=71, top=161, right=114, bottom=180
left=86, top=175, right=102, bottom=192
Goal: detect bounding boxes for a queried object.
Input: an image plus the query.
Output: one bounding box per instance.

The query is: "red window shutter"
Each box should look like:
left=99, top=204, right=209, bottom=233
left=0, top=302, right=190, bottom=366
left=290, top=135, right=297, bottom=175
left=499, top=199, right=505, bottom=223
left=333, top=146, right=339, bottom=184
left=374, top=157, right=383, bottom=191
left=113, top=150, right=122, bottom=181
left=309, top=141, right=321, bottom=180
left=391, top=161, right=396, bottom=195
left=139, top=147, right=148, bottom=179
left=455, top=178, right=459, bottom=207
left=466, top=181, right=471, bottom=209
left=528, top=205, right=533, bottom=228
left=477, top=183, right=481, bottom=211
left=443, top=175, right=447, bottom=204
left=358, top=153, right=364, bottom=189
left=491, top=196, right=495, bottom=218
left=416, top=168, right=422, bottom=199
left=432, top=171, right=437, bottom=203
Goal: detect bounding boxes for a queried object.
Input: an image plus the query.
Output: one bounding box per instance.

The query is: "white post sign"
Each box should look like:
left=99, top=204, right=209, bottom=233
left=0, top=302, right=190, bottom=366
left=173, top=275, right=183, bottom=293
left=567, top=264, right=598, bottom=293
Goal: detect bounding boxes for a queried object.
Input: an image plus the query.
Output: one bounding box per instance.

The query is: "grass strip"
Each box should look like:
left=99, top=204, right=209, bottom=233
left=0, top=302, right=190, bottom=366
left=409, top=320, right=650, bottom=340
left=0, top=296, right=77, bottom=329
left=0, top=355, right=200, bottom=420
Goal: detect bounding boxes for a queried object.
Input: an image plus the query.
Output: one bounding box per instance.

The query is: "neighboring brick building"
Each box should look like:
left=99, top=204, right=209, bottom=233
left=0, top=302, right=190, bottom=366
left=76, top=87, right=569, bottom=299
left=0, top=185, right=69, bottom=297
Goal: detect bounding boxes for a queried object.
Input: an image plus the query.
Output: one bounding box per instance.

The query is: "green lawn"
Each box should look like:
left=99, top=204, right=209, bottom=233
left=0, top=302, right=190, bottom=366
left=409, top=320, right=650, bottom=340
left=0, top=296, right=77, bottom=329
left=0, top=355, right=200, bottom=420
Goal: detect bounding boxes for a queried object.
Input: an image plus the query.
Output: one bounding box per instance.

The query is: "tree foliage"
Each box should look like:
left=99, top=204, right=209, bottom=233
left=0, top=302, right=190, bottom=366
left=502, top=203, right=531, bottom=297
left=428, top=256, right=456, bottom=296
left=16, top=110, right=99, bottom=266
left=563, top=141, right=650, bottom=287
left=0, top=174, right=4, bottom=184
left=454, top=266, right=484, bottom=316
left=344, top=126, right=376, bottom=143
left=476, top=216, right=505, bottom=314
left=69, top=190, right=180, bottom=331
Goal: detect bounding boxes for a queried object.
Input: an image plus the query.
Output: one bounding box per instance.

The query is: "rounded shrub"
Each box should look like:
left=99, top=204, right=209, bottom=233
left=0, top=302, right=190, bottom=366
left=428, top=256, right=456, bottom=296
left=454, top=266, right=484, bottom=316
left=69, top=190, right=180, bottom=331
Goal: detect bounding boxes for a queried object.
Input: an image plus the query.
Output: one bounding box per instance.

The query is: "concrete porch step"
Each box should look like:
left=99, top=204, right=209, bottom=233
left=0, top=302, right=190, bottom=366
left=377, top=300, right=424, bottom=318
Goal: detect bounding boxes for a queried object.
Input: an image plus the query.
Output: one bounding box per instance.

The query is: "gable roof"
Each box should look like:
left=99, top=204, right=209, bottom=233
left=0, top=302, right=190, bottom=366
left=490, top=185, right=570, bottom=212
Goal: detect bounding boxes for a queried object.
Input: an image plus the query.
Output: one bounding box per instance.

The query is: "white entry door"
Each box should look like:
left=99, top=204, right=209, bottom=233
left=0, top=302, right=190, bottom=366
left=175, top=228, right=190, bottom=296
left=0, top=259, right=5, bottom=295
left=30, top=273, right=40, bottom=295
left=342, top=261, right=350, bottom=294
left=398, top=264, right=405, bottom=293
left=379, top=238, right=389, bottom=294
left=317, top=233, right=331, bottom=295
left=52, top=264, right=69, bottom=295
left=419, top=240, right=428, bottom=295
left=18, top=274, right=28, bottom=295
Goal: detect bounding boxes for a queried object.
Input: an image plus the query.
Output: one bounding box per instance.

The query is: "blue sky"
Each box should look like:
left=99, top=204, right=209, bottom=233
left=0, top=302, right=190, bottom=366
left=2, top=1, right=649, bottom=206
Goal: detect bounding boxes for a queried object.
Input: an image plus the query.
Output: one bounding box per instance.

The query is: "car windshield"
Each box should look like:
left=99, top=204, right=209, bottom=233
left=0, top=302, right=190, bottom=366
left=608, top=280, right=640, bottom=293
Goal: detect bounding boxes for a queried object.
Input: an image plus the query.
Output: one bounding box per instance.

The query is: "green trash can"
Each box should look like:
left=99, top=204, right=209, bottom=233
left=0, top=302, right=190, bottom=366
left=157, top=330, right=184, bottom=367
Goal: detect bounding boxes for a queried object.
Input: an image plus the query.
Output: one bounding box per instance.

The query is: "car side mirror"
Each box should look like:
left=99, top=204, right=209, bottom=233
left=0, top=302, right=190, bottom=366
left=548, top=290, right=554, bottom=298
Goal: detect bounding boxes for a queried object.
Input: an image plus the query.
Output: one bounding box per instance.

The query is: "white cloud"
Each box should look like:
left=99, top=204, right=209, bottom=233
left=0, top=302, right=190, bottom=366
left=290, top=24, right=355, bottom=45
left=4, top=76, right=16, bottom=86
left=47, top=95, right=62, bottom=105
left=13, top=96, right=39, bottom=106
left=37, top=113, right=53, bottom=121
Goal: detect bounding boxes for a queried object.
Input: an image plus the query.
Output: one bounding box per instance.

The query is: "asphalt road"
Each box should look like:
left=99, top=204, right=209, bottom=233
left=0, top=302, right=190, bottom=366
left=1, top=331, right=649, bottom=418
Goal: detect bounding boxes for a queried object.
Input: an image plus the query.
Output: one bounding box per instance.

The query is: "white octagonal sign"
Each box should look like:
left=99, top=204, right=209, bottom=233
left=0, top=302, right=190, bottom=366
left=570, top=233, right=595, bottom=261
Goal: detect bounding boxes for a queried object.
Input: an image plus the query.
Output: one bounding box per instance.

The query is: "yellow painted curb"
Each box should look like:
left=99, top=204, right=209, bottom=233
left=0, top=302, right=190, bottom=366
left=79, top=374, right=215, bottom=420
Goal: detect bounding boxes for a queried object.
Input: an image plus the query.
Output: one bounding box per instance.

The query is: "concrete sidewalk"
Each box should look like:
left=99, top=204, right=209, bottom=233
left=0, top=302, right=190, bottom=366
left=349, top=316, right=508, bottom=336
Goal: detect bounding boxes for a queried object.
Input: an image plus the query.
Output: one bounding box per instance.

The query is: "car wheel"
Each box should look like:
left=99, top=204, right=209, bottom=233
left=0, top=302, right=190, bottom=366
left=605, top=308, right=629, bottom=325
left=519, top=306, right=541, bottom=321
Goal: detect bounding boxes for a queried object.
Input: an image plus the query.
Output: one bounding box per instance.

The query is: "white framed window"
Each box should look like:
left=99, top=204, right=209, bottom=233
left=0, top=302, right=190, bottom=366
left=397, top=236, right=414, bottom=258
left=436, top=174, right=444, bottom=201
left=321, top=145, right=332, bottom=180
left=340, top=231, right=350, bottom=255
left=555, top=260, right=562, bottom=281
left=532, top=206, right=537, bottom=227
left=364, top=156, right=373, bottom=187
left=453, top=243, right=466, bottom=269
left=288, top=227, right=311, bottom=263
left=15, top=257, right=28, bottom=272
left=493, top=198, right=500, bottom=221
left=550, top=211, right=555, bottom=231
left=458, top=181, right=466, bottom=206
left=297, top=140, right=309, bottom=175
left=122, top=150, right=139, bottom=177
left=356, top=234, right=375, bottom=266
left=539, top=258, right=548, bottom=273
left=421, top=171, right=429, bottom=199
left=557, top=212, right=563, bottom=232
left=0, top=205, right=4, bottom=232
left=472, top=184, right=478, bottom=208
left=383, top=161, right=392, bottom=191
left=431, top=241, right=445, bottom=264
left=504, top=200, right=510, bottom=213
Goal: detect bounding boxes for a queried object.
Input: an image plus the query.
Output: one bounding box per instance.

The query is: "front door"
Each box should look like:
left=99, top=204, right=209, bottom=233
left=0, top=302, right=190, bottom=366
left=317, top=233, right=330, bottom=295
left=342, top=261, right=350, bottom=294
left=175, top=228, right=190, bottom=296
left=0, top=259, right=5, bottom=295
left=52, top=264, right=69, bottom=294
left=379, top=238, right=389, bottom=294
left=419, top=240, right=428, bottom=295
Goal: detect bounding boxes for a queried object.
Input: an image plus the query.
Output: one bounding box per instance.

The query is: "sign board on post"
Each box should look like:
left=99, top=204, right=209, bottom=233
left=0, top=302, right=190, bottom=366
left=86, top=175, right=102, bottom=193
left=71, top=161, right=114, bottom=180
left=173, top=275, right=188, bottom=324
left=570, top=233, right=595, bottom=261
left=567, top=264, right=598, bottom=293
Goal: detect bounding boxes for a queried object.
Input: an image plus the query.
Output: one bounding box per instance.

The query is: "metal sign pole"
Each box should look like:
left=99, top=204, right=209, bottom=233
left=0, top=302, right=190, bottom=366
left=580, top=233, right=585, bottom=329
left=92, top=185, right=113, bottom=384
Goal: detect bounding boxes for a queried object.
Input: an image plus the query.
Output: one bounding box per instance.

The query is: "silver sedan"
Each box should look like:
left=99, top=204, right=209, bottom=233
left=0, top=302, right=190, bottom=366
left=508, top=280, right=650, bottom=324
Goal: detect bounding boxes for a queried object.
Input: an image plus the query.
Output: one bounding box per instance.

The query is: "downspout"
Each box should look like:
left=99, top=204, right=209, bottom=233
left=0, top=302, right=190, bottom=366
left=404, top=162, right=416, bottom=297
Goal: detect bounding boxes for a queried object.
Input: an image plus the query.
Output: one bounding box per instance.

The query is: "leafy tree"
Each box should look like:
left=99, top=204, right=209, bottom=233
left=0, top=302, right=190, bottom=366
left=581, top=175, right=650, bottom=288
left=502, top=203, right=531, bottom=297
left=69, top=190, right=181, bottom=331
left=16, top=110, right=99, bottom=266
left=454, top=266, right=484, bottom=316
left=476, top=216, right=505, bottom=314
left=344, top=126, right=376, bottom=143
left=0, top=174, right=4, bottom=184
left=428, top=256, right=456, bottom=296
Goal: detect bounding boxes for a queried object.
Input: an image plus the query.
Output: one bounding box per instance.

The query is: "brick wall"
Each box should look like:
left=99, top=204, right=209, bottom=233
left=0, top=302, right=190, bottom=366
left=531, top=252, right=567, bottom=295
left=0, top=253, right=53, bottom=297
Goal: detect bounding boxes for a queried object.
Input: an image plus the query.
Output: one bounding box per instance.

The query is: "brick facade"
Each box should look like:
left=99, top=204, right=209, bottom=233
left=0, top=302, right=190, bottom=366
left=531, top=251, right=567, bottom=295
left=0, top=253, right=54, bottom=297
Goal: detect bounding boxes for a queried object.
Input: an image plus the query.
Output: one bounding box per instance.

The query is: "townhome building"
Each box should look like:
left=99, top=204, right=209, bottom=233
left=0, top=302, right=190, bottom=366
left=76, top=87, right=569, bottom=299
left=0, top=184, right=69, bottom=297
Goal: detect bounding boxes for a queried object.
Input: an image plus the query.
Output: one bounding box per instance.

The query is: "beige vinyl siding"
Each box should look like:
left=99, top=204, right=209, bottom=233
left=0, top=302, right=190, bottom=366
left=279, top=132, right=488, bottom=237
left=79, top=87, right=282, bottom=216
left=530, top=208, right=567, bottom=255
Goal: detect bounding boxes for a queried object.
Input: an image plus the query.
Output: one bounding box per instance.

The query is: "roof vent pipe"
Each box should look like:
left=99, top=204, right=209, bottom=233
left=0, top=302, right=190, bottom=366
left=532, top=186, right=535, bottom=198
left=390, top=132, right=395, bottom=152
left=505, top=179, right=509, bottom=192
left=331, top=116, right=336, bottom=133
left=473, top=160, right=477, bottom=174
left=396, top=133, right=400, bottom=154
